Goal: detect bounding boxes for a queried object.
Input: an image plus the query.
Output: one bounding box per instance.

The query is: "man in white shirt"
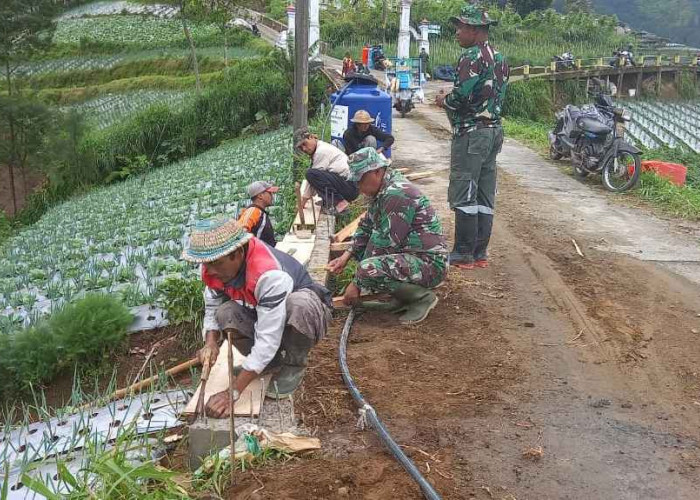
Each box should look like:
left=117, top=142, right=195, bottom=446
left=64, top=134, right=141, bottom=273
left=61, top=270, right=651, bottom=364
left=297, top=133, right=359, bottom=214
left=182, top=216, right=332, bottom=418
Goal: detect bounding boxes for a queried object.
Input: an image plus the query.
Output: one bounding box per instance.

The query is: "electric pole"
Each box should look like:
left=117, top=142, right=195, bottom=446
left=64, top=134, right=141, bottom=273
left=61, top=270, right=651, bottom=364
left=293, top=0, right=309, bottom=181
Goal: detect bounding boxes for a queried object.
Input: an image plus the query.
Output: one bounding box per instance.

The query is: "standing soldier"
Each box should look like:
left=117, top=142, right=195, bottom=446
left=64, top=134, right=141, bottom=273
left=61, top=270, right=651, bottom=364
left=436, top=4, right=509, bottom=269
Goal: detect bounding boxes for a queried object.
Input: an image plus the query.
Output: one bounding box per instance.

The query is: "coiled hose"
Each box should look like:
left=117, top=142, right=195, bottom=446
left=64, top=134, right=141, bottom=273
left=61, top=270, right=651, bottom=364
left=338, top=308, right=442, bottom=500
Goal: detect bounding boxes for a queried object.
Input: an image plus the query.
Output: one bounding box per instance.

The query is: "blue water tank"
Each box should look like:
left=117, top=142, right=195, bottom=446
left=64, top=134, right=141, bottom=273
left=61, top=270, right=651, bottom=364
left=330, top=74, right=393, bottom=157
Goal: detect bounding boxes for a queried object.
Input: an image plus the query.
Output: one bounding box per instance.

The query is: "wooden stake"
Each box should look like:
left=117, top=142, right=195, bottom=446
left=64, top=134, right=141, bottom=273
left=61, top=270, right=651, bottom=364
left=227, top=331, right=237, bottom=487
left=295, top=182, right=306, bottom=226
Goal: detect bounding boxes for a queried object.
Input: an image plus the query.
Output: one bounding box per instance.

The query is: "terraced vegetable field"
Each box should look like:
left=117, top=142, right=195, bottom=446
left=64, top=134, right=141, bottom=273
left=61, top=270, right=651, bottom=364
left=0, top=130, right=294, bottom=334
left=65, top=90, right=190, bottom=129
left=58, top=0, right=179, bottom=19
left=5, top=47, right=258, bottom=79
left=625, top=100, right=700, bottom=153
left=53, top=15, right=221, bottom=48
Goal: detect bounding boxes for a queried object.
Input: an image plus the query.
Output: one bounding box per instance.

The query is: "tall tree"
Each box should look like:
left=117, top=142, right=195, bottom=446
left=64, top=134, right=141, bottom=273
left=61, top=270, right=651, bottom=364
left=564, top=0, right=592, bottom=13
left=510, top=0, right=554, bottom=16
left=0, top=0, right=57, bottom=96
left=0, top=0, right=57, bottom=216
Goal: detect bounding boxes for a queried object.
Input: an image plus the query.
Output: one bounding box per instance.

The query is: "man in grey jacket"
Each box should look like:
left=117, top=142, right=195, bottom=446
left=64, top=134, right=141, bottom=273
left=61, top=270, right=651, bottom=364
left=182, top=216, right=332, bottom=418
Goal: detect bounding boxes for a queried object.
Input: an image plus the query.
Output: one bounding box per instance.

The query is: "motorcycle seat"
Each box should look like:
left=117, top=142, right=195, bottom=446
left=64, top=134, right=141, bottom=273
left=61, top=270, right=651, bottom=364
left=577, top=117, right=611, bottom=135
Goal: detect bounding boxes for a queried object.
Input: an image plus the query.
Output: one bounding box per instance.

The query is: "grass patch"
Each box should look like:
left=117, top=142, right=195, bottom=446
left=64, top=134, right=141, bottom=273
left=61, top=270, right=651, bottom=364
left=636, top=172, right=700, bottom=220
left=503, top=117, right=551, bottom=153
left=36, top=71, right=224, bottom=105
left=18, top=56, right=227, bottom=90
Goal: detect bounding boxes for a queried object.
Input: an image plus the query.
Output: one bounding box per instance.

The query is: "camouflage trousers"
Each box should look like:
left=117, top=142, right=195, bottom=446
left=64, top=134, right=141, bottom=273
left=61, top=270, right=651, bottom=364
left=354, top=252, right=447, bottom=292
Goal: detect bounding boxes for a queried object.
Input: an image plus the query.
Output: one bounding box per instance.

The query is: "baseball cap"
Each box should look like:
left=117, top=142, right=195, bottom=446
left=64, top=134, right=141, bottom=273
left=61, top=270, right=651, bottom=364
left=247, top=181, right=280, bottom=199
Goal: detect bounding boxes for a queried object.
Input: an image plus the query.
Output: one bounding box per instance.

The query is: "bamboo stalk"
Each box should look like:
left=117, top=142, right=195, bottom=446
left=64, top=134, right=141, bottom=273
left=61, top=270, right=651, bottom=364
left=79, top=357, right=200, bottom=410
left=227, top=331, right=237, bottom=488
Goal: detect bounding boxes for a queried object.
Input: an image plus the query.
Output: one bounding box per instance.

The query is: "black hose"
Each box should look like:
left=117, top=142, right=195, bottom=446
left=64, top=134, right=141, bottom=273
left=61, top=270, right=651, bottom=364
left=338, top=308, right=442, bottom=500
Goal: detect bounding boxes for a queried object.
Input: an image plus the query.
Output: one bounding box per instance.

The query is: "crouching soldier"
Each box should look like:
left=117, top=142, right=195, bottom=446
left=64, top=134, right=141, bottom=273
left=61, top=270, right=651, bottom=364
left=182, top=216, right=332, bottom=418
left=327, top=148, right=448, bottom=324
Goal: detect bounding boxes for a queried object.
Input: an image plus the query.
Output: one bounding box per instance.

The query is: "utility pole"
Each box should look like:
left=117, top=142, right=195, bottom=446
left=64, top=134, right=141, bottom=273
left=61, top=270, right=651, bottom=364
left=293, top=0, right=309, bottom=180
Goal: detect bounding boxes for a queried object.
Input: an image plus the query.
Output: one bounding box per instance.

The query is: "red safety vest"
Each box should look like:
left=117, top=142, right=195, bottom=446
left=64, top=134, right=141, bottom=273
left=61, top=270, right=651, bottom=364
left=201, top=237, right=279, bottom=308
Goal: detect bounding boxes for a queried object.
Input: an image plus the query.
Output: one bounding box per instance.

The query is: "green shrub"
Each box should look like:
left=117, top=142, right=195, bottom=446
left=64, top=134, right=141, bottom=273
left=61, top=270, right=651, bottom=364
left=0, top=294, right=133, bottom=399
left=9, top=323, right=60, bottom=391
left=158, top=276, right=205, bottom=327
left=48, top=293, right=133, bottom=364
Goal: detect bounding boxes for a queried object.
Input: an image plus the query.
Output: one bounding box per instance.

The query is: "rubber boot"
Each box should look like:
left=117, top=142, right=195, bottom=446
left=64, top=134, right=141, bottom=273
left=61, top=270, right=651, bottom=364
left=358, top=298, right=406, bottom=313
left=473, top=213, right=494, bottom=268
left=266, top=332, right=313, bottom=398
left=391, top=283, right=439, bottom=325
left=449, top=211, right=478, bottom=269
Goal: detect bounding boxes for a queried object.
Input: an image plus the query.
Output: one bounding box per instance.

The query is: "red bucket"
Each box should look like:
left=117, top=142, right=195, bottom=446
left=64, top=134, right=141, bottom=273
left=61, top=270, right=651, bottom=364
left=641, top=161, right=687, bottom=186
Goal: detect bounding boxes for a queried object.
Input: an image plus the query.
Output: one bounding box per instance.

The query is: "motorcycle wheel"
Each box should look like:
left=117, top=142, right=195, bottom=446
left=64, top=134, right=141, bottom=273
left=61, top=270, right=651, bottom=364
left=602, top=150, right=641, bottom=192
left=549, top=143, right=563, bottom=160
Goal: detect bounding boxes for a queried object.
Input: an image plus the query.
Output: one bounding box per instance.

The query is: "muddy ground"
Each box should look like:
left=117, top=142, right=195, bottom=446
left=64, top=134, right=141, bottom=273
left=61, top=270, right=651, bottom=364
left=227, top=102, right=700, bottom=499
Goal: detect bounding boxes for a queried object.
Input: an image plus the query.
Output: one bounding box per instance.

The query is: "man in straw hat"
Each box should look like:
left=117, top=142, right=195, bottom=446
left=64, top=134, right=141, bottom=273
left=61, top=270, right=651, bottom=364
left=435, top=3, right=509, bottom=270
left=182, top=217, right=332, bottom=418
left=342, top=109, right=395, bottom=156
left=327, top=147, right=447, bottom=324
left=237, top=180, right=279, bottom=248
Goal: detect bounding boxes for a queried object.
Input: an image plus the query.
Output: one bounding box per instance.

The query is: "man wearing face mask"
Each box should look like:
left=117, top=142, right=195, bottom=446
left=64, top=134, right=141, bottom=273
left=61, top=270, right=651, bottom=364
left=182, top=217, right=332, bottom=418
left=326, top=148, right=447, bottom=325
left=435, top=4, right=509, bottom=270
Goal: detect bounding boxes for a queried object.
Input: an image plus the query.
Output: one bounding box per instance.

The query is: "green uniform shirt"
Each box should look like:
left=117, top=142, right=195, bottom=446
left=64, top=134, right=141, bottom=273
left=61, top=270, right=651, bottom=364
left=350, top=169, right=447, bottom=260
left=444, top=41, right=509, bottom=132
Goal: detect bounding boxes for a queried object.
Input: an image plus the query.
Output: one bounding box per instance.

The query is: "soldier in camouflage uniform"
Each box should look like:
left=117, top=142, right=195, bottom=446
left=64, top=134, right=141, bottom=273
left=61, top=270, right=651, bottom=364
left=436, top=4, right=509, bottom=269
left=327, top=148, right=447, bottom=324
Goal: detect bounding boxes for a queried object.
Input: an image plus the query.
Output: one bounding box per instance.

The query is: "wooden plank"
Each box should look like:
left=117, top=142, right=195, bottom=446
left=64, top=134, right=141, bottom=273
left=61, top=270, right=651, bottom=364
left=332, top=293, right=389, bottom=308
left=276, top=234, right=316, bottom=267
left=182, top=341, right=272, bottom=417
left=405, top=170, right=437, bottom=181
left=333, top=211, right=366, bottom=243
left=330, top=241, right=352, bottom=252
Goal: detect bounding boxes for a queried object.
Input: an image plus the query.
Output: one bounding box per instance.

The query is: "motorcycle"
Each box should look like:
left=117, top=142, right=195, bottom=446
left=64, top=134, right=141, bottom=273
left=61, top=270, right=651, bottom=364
left=552, top=52, right=575, bottom=71
left=549, top=93, right=641, bottom=192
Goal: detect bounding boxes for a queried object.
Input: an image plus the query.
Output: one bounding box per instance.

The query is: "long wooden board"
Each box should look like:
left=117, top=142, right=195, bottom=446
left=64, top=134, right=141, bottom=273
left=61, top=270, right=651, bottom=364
left=182, top=341, right=271, bottom=417
left=333, top=211, right=366, bottom=243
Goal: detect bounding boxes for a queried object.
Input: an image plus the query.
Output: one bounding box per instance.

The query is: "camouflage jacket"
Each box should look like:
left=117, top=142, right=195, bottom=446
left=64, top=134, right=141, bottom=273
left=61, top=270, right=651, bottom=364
left=350, top=169, right=447, bottom=261
left=444, top=41, right=509, bottom=133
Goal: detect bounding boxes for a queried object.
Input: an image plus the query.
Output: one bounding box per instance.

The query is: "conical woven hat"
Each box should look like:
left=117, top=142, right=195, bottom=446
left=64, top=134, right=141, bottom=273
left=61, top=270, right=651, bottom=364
left=182, top=216, right=252, bottom=263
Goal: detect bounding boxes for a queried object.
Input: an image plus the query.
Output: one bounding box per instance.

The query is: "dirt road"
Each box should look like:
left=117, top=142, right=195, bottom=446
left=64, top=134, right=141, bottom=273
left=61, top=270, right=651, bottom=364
left=232, top=99, right=700, bottom=499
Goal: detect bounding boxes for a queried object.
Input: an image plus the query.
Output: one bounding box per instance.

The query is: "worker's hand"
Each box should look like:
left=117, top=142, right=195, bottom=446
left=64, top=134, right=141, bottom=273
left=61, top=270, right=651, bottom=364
left=327, top=251, right=351, bottom=274
left=198, top=330, right=221, bottom=370
left=376, top=147, right=384, bottom=154
left=343, top=282, right=361, bottom=307
left=301, top=195, right=311, bottom=208
left=205, top=389, right=240, bottom=419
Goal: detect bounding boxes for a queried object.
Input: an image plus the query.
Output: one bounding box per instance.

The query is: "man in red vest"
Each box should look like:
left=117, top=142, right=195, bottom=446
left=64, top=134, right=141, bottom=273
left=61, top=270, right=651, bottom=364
left=182, top=216, right=332, bottom=418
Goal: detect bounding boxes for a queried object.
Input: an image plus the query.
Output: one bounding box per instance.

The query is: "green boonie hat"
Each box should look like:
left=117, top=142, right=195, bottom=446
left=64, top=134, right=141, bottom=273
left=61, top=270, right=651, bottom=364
left=182, top=216, right=252, bottom=263
left=347, top=147, right=392, bottom=182
left=449, top=4, right=497, bottom=27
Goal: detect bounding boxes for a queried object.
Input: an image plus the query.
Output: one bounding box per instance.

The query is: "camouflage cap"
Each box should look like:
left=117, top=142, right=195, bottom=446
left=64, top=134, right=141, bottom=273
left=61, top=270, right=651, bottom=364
left=347, top=147, right=392, bottom=182
left=450, top=4, right=497, bottom=27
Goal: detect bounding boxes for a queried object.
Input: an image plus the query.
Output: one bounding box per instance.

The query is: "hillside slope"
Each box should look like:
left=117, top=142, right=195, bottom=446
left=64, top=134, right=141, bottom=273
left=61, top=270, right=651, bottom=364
left=593, top=0, right=700, bottom=46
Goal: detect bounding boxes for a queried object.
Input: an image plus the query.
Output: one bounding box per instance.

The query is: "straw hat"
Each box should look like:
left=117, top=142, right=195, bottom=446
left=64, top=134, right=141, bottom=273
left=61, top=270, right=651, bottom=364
left=350, top=110, right=374, bottom=124
left=182, top=216, right=252, bottom=263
